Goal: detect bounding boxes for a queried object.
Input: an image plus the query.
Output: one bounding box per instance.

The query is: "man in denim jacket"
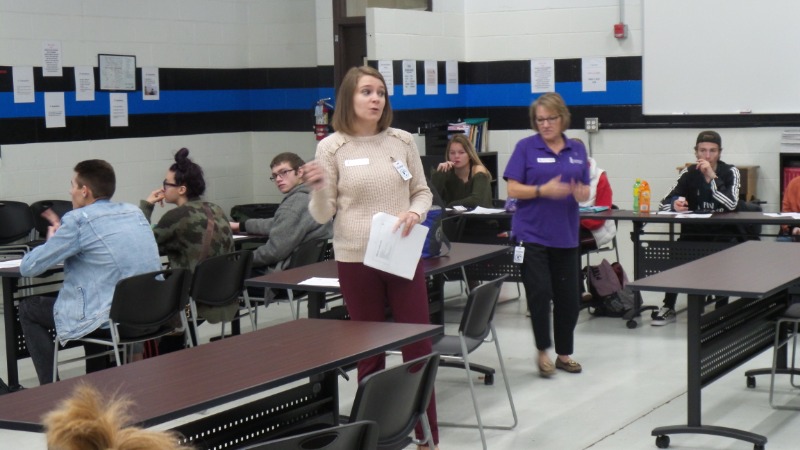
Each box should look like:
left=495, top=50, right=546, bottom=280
left=19, top=160, right=162, bottom=385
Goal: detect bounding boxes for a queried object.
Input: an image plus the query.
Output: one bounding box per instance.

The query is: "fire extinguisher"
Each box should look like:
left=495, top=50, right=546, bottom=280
left=314, top=98, right=334, bottom=141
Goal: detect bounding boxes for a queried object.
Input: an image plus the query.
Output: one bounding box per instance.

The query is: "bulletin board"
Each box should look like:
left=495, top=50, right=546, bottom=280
left=98, top=54, right=136, bottom=91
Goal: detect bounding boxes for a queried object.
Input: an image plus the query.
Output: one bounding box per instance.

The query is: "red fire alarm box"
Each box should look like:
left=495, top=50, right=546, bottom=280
left=614, top=23, right=627, bottom=39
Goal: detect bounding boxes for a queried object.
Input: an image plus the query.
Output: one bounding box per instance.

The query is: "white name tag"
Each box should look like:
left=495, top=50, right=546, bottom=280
left=513, top=245, right=525, bottom=264
left=537, top=157, right=556, bottom=163
left=393, top=159, right=413, bottom=180
left=345, top=158, right=369, bottom=167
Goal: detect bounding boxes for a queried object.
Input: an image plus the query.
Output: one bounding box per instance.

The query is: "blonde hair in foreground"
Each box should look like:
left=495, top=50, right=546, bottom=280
left=43, top=383, right=194, bottom=450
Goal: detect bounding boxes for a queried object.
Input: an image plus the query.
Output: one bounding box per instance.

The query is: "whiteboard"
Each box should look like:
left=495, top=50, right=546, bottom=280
left=643, top=0, right=800, bottom=115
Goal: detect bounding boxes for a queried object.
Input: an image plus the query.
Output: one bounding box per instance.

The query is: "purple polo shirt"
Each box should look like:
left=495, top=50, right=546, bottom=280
left=503, top=133, right=590, bottom=248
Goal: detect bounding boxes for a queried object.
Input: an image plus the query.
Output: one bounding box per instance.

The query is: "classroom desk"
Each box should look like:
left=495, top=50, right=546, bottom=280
left=0, top=262, right=65, bottom=391
left=581, top=210, right=799, bottom=328
left=0, top=319, right=441, bottom=448
left=629, top=241, right=800, bottom=450
left=244, top=242, right=511, bottom=323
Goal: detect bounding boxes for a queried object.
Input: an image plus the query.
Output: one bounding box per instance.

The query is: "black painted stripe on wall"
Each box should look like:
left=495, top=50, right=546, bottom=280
left=376, top=56, right=642, bottom=85
left=0, top=110, right=315, bottom=146
left=0, top=66, right=334, bottom=92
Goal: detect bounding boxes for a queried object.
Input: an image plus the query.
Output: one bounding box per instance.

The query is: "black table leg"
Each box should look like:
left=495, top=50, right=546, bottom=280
left=307, top=292, right=326, bottom=319
left=3, top=278, right=21, bottom=390
left=650, top=294, right=767, bottom=449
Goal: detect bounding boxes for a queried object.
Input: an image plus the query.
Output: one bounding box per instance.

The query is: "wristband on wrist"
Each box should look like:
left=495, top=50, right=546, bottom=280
left=535, top=185, right=541, bottom=198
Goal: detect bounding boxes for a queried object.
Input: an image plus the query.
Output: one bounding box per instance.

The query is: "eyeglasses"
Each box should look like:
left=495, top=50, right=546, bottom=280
left=269, top=168, right=296, bottom=182
left=162, top=179, right=180, bottom=190
left=535, top=115, right=561, bottom=125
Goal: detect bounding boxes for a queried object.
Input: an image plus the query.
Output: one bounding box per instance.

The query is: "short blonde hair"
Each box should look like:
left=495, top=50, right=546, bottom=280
left=331, top=66, right=393, bottom=135
left=529, top=92, right=571, bottom=132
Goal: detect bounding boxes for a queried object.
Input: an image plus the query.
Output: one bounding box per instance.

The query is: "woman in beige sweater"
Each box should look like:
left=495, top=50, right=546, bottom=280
left=303, top=66, right=438, bottom=450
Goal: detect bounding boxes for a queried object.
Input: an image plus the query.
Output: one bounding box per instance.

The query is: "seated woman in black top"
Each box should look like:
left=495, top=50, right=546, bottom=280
left=430, top=134, right=493, bottom=208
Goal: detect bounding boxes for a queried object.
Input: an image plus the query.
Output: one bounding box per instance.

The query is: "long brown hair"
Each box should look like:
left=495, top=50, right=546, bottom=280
left=331, top=66, right=393, bottom=135
left=446, top=134, right=491, bottom=180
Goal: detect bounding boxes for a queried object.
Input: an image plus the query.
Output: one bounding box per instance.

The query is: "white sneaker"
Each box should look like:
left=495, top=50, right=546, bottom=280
left=651, top=307, right=676, bottom=326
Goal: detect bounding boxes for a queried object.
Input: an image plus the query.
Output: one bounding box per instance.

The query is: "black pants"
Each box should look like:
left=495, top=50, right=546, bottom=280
left=18, top=296, right=113, bottom=385
left=520, top=243, right=580, bottom=356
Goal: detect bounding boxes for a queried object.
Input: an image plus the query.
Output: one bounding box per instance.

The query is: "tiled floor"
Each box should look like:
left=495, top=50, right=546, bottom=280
left=2, top=225, right=800, bottom=449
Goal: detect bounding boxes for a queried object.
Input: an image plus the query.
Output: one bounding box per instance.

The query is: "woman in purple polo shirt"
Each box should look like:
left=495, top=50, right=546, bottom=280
left=503, top=92, right=590, bottom=378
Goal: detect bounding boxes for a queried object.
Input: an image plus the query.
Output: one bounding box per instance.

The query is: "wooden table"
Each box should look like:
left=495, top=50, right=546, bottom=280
left=0, top=319, right=441, bottom=448
left=629, top=241, right=800, bottom=450
left=245, top=242, right=511, bottom=322
left=581, top=210, right=799, bottom=328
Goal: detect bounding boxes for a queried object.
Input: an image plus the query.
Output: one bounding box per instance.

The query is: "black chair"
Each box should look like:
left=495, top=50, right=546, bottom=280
left=53, top=269, right=192, bottom=381
left=0, top=201, right=35, bottom=256
left=735, top=200, right=763, bottom=241
left=189, top=250, right=256, bottom=341
left=768, top=303, right=800, bottom=410
left=240, top=421, right=378, bottom=450
left=29, top=200, right=73, bottom=240
left=432, top=275, right=517, bottom=450
left=349, top=353, right=439, bottom=450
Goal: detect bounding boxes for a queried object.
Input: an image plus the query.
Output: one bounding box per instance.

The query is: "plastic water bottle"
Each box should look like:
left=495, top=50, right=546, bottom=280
left=633, top=178, right=641, bottom=212
left=638, top=180, right=651, bottom=213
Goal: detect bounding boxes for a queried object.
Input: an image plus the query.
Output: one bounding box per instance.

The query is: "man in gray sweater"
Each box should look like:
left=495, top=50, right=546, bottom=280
left=230, top=152, right=332, bottom=276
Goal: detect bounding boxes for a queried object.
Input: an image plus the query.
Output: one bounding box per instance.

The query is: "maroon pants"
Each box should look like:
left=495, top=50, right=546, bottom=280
left=338, top=260, right=439, bottom=445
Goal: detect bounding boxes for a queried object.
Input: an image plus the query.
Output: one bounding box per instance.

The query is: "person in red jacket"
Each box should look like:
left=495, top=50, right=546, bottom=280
left=578, top=154, right=616, bottom=300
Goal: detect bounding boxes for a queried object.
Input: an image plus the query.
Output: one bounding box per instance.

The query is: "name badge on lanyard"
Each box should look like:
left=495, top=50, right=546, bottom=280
left=392, top=158, right=412, bottom=180
left=513, top=242, right=525, bottom=264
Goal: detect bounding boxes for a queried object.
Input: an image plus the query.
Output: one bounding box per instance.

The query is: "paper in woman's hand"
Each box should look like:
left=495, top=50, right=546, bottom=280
left=363, top=212, right=429, bottom=280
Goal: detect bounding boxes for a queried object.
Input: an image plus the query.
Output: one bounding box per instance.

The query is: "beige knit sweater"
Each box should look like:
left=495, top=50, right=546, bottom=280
left=309, top=128, right=433, bottom=263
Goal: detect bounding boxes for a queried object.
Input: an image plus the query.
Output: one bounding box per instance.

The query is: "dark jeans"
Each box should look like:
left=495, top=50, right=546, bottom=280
left=520, top=243, right=580, bottom=356
left=18, top=296, right=112, bottom=385
left=337, top=261, right=439, bottom=445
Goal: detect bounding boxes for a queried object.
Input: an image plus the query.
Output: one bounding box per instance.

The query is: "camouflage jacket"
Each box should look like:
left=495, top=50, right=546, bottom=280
left=140, top=199, right=234, bottom=271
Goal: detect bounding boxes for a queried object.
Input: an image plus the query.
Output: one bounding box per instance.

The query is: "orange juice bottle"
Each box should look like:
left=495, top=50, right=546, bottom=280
left=638, top=180, right=651, bottom=213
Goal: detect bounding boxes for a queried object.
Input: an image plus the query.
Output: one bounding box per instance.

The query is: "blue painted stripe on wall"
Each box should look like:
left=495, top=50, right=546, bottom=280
left=389, top=81, right=642, bottom=109
left=0, top=88, right=337, bottom=119
left=0, top=82, right=640, bottom=118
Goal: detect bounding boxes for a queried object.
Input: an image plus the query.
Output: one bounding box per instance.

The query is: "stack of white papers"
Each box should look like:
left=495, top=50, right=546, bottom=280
left=363, top=212, right=428, bottom=280
left=764, top=212, right=800, bottom=219
left=781, top=129, right=800, bottom=153
left=464, top=206, right=506, bottom=214
left=0, top=259, right=22, bottom=269
left=298, top=277, right=340, bottom=287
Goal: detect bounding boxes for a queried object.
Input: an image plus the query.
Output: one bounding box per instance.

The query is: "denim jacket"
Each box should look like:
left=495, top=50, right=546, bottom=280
left=20, top=200, right=162, bottom=343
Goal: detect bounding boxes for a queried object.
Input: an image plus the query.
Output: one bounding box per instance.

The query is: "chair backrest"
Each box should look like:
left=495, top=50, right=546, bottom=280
left=736, top=200, right=763, bottom=240
left=190, top=250, right=254, bottom=307
left=109, top=269, right=191, bottom=338
left=241, top=421, right=379, bottom=450
left=0, top=201, right=34, bottom=245
left=349, top=353, right=440, bottom=448
left=29, top=200, right=73, bottom=238
left=459, top=275, right=508, bottom=340
left=286, top=238, right=327, bottom=270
